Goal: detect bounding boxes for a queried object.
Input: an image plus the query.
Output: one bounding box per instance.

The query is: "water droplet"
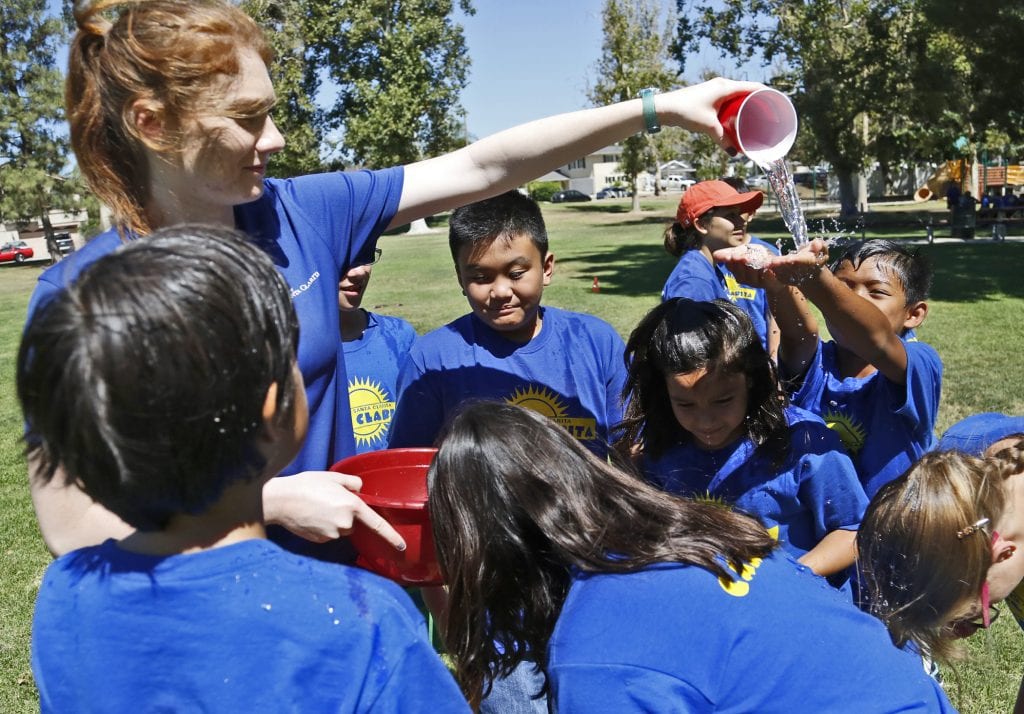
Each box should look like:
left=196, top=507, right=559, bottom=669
left=333, top=619, right=340, bottom=625
left=261, top=603, right=272, bottom=611
left=327, top=605, right=334, bottom=614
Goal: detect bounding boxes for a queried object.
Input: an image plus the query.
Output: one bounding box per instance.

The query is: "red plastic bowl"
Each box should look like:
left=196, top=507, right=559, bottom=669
left=329, top=448, right=442, bottom=586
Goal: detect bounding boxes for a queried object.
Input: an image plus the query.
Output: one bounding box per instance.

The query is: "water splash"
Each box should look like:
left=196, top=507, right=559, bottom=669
left=762, top=157, right=809, bottom=250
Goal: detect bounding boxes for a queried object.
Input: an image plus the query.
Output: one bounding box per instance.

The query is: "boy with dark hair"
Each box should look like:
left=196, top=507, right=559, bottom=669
left=717, top=238, right=942, bottom=497
left=18, top=226, right=466, bottom=712
left=389, top=189, right=627, bottom=455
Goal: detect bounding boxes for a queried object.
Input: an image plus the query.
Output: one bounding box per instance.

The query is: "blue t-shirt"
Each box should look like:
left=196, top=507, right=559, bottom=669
left=662, top=240, right=777, bottom=350
left=389, top=306, right=626, bottom=455
left=27, top=171, right=404, bottom=560
left=641, top=406, right=867, bottom=560
left=661, top=249, right=729, bottom=303
left=29, top=170, right=403, bottom=473
left=547, top=552, right=955, bottom=713
left=790, top=337, right=942, bottom=498
left=722, top=236, right=779, bottom=351
left=31, top=539, right=468, bottom=713
left=343, top=311, right=418, bottom=454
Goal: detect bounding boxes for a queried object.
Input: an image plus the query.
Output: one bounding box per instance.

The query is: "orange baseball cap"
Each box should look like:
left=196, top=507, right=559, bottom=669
left=676, top=180, right=764, bottom=229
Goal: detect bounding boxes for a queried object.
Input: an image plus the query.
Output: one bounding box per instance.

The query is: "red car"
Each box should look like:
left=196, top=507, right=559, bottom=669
left=0, top=241, right=34, bottom=264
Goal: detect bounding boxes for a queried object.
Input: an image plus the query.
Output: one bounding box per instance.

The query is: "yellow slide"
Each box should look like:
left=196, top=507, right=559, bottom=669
left=914, top=161, right=963, bottom=201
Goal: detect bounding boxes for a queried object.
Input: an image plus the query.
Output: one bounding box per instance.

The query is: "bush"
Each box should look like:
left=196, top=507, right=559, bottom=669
left=528, top=181, right=562, bottom=202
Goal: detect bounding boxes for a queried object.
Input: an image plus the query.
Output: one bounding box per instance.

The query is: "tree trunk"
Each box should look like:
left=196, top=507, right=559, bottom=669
left=836, top=169, right=858, bottom=215
left=856, top=113, right=869, bottom=213
left=405, top=217, right=435, bottom=235
left=630, top=175, right=641, bottom=212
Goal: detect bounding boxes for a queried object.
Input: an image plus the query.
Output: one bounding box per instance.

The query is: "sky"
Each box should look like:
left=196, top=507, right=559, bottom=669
left=457, top=0, right=770, bottom=140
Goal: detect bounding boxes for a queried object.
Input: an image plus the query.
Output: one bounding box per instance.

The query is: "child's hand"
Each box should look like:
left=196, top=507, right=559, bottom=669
left=713, top=244, right=779, bottom=288
left=263, top=471, right=407, bottom=551
left=761, top=239, right=829, bottom=286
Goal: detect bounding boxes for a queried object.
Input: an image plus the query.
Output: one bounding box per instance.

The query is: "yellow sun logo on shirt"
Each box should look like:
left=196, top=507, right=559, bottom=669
left=506, top=385, right=569, bottom=418
left=505, top=385, right=598, bottom=442
left=822, top=410, right=866, bottom=456
left=348, top=377, right=396, bottom=449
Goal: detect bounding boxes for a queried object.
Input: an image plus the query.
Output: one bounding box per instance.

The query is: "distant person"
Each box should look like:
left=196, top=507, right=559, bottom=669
left=428, top=402, right=956, bottom=712
left=617, top=298, right=867, bottom=579
left=717, top=239, right=942, bottom=498
left=18, top=226, right=467, bottom=712
left=339, top=248, right=417, bottom=454
left=946, top=182, right=961, bottom=210
left=389, top=190, right=626, bottom=456
left=27, top=0, right=765, bottom=562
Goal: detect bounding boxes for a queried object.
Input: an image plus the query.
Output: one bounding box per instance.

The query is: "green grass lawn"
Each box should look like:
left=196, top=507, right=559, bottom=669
left=2, top=196, right=1023, bottom=711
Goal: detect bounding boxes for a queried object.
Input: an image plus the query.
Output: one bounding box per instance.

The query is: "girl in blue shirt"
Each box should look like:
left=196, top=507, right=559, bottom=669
left=427, top=402, right=954, bottom=712
left=617, top=297, right=868, bottom=578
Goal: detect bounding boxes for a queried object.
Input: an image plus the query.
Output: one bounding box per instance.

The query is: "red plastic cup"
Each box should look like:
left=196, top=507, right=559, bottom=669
left=329, top=448, right=442, bottom=586
left=718, top=88, right=798, bottom=166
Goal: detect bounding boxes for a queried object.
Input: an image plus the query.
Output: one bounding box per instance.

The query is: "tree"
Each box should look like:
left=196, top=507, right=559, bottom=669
left=590, top=0, right=678, bottom=212
left=675, top=0, right=946, bottom=214
left=246, top=1, right=474, bottom=232
left=0, top=1, right=82, bottom=237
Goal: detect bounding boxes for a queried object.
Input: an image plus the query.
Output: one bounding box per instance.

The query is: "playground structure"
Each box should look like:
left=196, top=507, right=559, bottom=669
left=915, top=160, right=1024, bottom=202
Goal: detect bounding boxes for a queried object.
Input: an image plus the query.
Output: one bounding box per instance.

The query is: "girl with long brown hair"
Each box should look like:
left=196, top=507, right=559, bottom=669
left=428, top=401, right=954, bottom=712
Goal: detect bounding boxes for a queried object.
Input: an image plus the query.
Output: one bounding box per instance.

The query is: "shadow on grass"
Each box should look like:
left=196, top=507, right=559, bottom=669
left=557, top=243, right=672, bottom=297
left=924, top=243, right=1024, bottom=302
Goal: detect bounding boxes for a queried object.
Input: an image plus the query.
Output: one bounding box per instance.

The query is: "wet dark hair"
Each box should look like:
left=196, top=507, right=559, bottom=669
left=18, top=225, right=299, bottom=531
left=448, top=190, right=548, bottom=264
left=616, top=298, right=789, bottom=464
left=829, top=239, right=933, bottom=305
left=428, top=401, right=776, bottom=707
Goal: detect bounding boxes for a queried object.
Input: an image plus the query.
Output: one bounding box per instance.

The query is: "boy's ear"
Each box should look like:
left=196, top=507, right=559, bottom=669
left=903, top=300, right=928, bottom=331
left=542, top=252, right=555, bottom=287
left=261, top=381, right=280, bottom=431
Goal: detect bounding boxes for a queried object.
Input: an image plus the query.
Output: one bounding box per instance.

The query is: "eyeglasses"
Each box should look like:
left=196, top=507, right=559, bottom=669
left=356, top=248, right=383, bottom=267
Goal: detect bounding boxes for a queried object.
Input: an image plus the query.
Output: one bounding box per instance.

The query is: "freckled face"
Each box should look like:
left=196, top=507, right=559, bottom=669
left=174, top=49, right=285, bottom=210
left=456, top=233, right=554, bottom=343
left=666, top=368, right=749, bottom=450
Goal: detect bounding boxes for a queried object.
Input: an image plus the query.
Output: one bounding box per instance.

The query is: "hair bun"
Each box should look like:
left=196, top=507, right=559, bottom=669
left=73, top=0, right=114, bottom=37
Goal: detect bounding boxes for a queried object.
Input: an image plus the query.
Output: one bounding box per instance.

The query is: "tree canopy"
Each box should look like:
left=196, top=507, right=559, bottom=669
left=590, top=0, right=678, bottom=211
left=0, top=0, right=82, bottom=231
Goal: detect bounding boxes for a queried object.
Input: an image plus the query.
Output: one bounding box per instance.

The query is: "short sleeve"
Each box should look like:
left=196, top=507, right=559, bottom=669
left=895, top=340, right=942, bottom=442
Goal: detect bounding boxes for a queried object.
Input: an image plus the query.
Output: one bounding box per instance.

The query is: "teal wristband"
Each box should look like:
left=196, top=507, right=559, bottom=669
left=639, top=88, right=660, bottom=134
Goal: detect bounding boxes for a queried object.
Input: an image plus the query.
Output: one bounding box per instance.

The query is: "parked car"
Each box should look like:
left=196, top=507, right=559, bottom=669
left=53, top=232, right=76, bottom=256
left=550, top=189, right=592, bottom=203
left=596, top=187, right=628, bottom=199
left=0, top=241, right=34, bottom=264
left=661, top=175, right=696, bottom=190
